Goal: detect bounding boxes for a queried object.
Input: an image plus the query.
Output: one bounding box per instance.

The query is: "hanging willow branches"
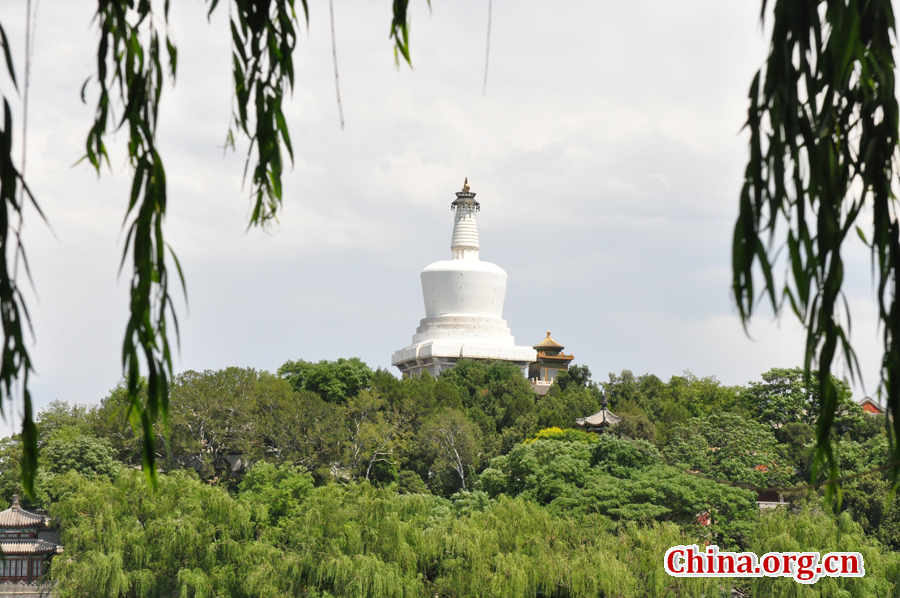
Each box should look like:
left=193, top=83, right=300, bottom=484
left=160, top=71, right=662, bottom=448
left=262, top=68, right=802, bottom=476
left=0, top=0, right=419, bottom=493
left=215, top=0, right=302, bottom=225
left=734, top=0, right=900, bottom=487
left=84, top=0, right=184, bottom=485
left=0, top=20, right=40, bottom=498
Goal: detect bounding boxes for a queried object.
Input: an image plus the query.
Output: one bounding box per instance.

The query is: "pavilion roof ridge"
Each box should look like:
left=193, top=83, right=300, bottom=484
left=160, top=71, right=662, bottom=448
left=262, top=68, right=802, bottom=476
left=0, top=495, right=46, bottom=528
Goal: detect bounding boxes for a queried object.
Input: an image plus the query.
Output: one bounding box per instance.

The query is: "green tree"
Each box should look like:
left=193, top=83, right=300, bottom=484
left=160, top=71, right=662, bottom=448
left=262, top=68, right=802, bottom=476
left=831, top=432, right=891, bottom=477
left=664, top=412, right=792, bottom=488
left=372, top=367, right=461, bottom=427
left=440, top=359, right=537, bottom=433
left=602, top=370, right=743, bottom=444
left=610, top=412, right=658, bottom=444
left=421, top=409, right=481, bottom=491
left=43, top=435, right=120, bottom=480
left=251, top=383, right=346, bottom=481
left=238, top=461, right=314, bottom=525
left=553, top=364, right=592, bottom=392
left=39, top=465, right=900, bottom=597
left=89, top=381, right=145, bottom=468
left=743, top=367, right=865, bottom=434
left=35, top=401, right=94, bottom=446
left=164, top=368, right=263, bottom=474
left=840, top=473, right=900, bottom=551
left=92, top=368, right=327, bottom=481
left=745, top=506, right=900, bottom=597
left=50, top=469, right=256, bottom=597
left=278, top=357, right=374, bottom=404
left=0, top=435, right=53, bottom=510
left=536, top=385, right=603, bottom=431
left=344, top=390, right=409, bottom=482
left=0, top=400, right=119, bottom=509
left=775, top=421, right=816, bottom=479
left=658, top=372, right=743, bottom=421
left=371, top=370, right=464, bottom=489
left=603, top=370, right=657, bottom=411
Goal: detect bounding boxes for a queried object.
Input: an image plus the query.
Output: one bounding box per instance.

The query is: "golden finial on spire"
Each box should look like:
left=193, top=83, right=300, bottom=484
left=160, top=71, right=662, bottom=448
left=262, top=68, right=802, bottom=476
left=547, top=331, right=551, bottom=338
left=462, top=177, right=470, bottom=193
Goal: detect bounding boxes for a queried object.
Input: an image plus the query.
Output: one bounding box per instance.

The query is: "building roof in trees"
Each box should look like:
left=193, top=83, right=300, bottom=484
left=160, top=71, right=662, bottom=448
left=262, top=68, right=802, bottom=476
left=575, top=398, right=620, bottom=430
left=575, top=409, right=620, bottom=428
left=0, top=496, right=45, bottom=528
left=0, top=540, right=63, bottom=556
left=857, top=396, right=886, bottom=415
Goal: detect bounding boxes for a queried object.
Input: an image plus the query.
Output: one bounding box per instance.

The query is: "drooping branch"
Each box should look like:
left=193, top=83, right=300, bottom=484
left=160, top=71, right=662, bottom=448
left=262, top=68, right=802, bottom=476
left=85, top=0, right=183, bottom=484
left=0, top=0, right=425, bottom=491
left=734, top=0, right=900, bottom=487
left=0, top=20, right=43, bottom=498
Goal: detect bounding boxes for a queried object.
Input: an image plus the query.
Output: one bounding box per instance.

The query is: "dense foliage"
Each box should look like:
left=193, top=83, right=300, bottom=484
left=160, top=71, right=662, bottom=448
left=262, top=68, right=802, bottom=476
left=0, top=358, right=897, bottom=596
left=664, top=412, right=792, bottom=488
left=480, top=434, right=759, bottom=549
left=43, top=470, right=900, bottom=598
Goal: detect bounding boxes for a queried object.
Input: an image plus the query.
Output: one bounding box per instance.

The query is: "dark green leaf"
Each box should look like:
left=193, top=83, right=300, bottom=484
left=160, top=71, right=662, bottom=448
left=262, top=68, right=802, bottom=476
left=0, top=21, right=17, bottom=91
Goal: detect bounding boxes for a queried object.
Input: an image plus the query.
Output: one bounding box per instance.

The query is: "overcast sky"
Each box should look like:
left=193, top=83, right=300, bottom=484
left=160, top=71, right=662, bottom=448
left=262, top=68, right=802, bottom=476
left=0, top=0, right=886, bottom=421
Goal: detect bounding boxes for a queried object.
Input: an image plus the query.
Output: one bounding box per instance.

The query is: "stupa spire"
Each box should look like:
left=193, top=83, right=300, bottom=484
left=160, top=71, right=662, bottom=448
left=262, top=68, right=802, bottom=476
left=450, top=177, right=481, bottom=259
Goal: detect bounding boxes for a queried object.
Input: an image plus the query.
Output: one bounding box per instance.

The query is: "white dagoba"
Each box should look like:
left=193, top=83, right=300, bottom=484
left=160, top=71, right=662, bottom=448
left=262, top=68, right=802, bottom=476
left=392, top=180, right=536, bottom=377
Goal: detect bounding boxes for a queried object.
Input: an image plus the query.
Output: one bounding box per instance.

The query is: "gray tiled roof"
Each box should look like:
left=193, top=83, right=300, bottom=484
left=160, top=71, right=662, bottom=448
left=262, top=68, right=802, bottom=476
left=1, top=540, right=62, bottom=555
left=575, top=408, right=620, bottom=428
left=0, top=496, right=45, bottom=529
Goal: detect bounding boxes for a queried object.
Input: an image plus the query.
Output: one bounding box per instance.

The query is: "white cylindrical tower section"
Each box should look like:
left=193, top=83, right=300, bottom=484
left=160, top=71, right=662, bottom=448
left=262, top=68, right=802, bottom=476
left=421, top=259, right=507, bottom=318
left=451, top=204, right=479, bottom=258
left=450, top=180, right=480, bottom=260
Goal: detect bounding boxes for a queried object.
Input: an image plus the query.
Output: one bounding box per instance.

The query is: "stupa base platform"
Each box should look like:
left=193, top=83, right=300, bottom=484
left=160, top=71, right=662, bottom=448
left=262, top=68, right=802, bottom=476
left=392, top=341, right=535, bottom=378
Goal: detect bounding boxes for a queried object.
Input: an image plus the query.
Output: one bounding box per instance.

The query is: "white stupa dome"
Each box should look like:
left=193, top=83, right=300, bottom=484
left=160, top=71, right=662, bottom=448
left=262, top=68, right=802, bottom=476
left=392, top=180, right=536, bottom=377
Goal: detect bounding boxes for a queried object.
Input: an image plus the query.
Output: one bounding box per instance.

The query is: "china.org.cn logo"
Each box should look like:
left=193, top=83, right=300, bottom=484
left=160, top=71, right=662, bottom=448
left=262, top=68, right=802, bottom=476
left=664, top=545, right=864, bottom=584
